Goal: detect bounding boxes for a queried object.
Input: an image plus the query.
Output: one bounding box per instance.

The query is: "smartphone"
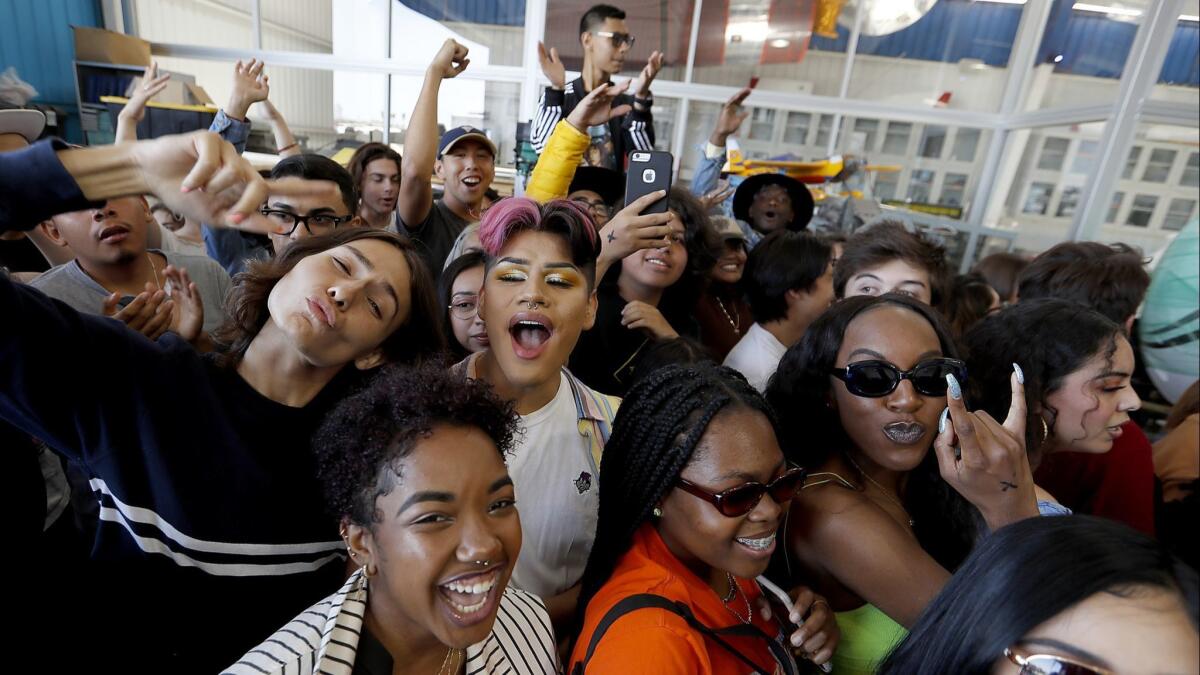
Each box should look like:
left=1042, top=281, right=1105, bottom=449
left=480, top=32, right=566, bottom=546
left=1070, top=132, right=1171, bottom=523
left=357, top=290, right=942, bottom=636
left=625, top=150, right=673, bottom=215
left=757, top=575, right=834, bottom=673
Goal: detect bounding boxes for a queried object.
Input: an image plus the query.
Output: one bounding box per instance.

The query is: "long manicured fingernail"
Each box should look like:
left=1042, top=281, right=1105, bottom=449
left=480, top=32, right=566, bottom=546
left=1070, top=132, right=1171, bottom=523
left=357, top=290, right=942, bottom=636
left=938, top=407, right=950, bottom=434
left=946, top=373, right=962, bottom=400
left=1013, top=362, right=1024, bottom=385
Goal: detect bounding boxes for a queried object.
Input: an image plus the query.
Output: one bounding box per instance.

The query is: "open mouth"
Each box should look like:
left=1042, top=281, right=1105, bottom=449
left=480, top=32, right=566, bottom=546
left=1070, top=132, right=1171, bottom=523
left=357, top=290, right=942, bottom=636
left=306, top=296, right=336, bottom=328
left=735, top=532, right=776, bottom=557
left=645, top=254, right=672, bottom=271
left=1107, top=423, right=1125, bottom=439
left=437, top=569, right=502, bottom=626
left=462, top=176, right=482, bottom=188
left=508, top=312, right=554, bottom=360
left=883, top=421, right=927, bottom=445
left=98, top=224, right=131, bottom=244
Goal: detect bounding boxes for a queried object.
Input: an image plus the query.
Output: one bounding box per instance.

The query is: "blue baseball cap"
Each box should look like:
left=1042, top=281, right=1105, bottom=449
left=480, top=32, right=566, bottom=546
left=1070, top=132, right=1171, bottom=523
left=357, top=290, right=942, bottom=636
left=438, top=125, right=497, bottom=158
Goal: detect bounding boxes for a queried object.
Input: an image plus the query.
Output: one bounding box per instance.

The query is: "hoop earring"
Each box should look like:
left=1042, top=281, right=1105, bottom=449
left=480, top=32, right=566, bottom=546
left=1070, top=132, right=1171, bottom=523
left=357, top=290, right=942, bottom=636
left=1039, top=416, right=1049, bottom=445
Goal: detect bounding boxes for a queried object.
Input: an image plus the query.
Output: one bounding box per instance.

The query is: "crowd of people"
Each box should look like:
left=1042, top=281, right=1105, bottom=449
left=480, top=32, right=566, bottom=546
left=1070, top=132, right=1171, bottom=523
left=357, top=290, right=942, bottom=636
left=0, top=4, right=1197, bottom=674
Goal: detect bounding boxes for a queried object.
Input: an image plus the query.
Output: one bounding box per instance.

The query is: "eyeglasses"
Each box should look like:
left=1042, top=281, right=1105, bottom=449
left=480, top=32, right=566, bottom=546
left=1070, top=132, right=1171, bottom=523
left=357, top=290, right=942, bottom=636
left=448, top=294, right=480, bottom=320
left=830, top=358, right=967, bottom=398
left=260, top=208, right=353, bottom=236
left=676, top=466, right=807, bottom=518
left=571, top=197, right=611, bottom=218
left=1004, top=647, right=1113, bottom=675
left=592, top=30, right=635, bottom=48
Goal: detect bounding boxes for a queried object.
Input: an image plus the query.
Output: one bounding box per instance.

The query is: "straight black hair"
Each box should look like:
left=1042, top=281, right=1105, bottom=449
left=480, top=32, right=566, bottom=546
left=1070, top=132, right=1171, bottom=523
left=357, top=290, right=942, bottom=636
left=270, top=154, right=358, bottom=215
left=439, top=250, right=487, bottom=361
left=879, top=515, right=1199, bottom=675
left=744, top=230, right=832, bottom=324
left=580, top=3, right=626, bottom=37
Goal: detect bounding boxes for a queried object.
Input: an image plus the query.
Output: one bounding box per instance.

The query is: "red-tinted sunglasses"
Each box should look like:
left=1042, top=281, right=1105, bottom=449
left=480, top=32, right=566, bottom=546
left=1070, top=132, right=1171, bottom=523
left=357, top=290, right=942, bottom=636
left=676, top=466, right=807, bottom=517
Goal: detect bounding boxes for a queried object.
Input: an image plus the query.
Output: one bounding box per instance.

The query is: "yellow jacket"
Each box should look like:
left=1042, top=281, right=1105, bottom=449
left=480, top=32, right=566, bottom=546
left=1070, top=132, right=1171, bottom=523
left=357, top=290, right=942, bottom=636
left=525, top=120, right=590, bottom=203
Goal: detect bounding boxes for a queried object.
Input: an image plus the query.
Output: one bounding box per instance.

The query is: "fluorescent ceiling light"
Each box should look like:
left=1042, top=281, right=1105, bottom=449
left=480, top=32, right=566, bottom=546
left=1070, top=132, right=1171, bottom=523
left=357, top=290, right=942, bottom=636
left=769, top=38, right=791, bottom=48
left=726, top=21, right=771, bottom=43
left=1072, top=3, right=1143, bottom=18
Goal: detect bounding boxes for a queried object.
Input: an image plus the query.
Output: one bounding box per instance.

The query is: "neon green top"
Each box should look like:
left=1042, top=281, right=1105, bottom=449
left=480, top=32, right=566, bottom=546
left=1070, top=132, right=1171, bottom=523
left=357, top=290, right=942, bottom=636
left=831, top=603, right=908, bottom=674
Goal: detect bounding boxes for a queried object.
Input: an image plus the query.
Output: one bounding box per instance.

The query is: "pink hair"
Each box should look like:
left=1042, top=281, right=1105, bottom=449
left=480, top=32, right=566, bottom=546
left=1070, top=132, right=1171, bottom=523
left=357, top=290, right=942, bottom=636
left=477, top=197, right=599, bottom=258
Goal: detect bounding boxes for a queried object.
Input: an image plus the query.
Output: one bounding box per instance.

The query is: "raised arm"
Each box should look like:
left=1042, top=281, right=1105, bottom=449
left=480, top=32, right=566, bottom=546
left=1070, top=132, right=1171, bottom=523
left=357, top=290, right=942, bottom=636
left=530, top=41, right=567, bottom=155
left=621, top=50, right=663, bottom=153
left=690, top=87, right=750, bottom=199
left=398, top=39, right=469, bottom=229
left=115, top=62, right=171, bottom=144
left=259, top=99, right=301, bottom=158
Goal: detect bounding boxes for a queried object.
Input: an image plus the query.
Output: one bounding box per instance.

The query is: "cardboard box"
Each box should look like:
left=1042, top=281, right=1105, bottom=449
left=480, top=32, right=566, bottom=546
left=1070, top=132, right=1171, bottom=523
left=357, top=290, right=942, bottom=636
left=126, top=77, right=215, bottom=106
left=73, top=26, right=151, bottom=66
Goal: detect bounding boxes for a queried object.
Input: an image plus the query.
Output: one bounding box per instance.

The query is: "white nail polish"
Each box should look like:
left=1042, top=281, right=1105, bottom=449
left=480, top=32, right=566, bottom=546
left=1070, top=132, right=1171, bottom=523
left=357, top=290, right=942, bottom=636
left=946, top=373, right=962, bottom=400
left=938, top=407, right=950, bottom=434
left=1013, top=362, right=1025, bottom=385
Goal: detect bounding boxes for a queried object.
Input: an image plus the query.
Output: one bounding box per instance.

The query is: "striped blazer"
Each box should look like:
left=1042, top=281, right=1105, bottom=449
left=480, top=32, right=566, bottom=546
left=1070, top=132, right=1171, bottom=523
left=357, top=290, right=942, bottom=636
left=222, top=568, right=557, bottom=675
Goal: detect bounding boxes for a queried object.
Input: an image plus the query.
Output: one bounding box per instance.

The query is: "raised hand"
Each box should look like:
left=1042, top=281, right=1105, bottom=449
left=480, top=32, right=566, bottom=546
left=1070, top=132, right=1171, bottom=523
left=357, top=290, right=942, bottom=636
left=122, top=62, right=171, bottom=125
left=933, top=365, right=1040, bottom=529
left=698, top=180, right=735, bottom=213
left=103, top=283, right=174, bottom=341
left=632, top=50, right=665, bottom=99
left=597, top=190, right=674, bottom=263
left=621, top=300, right=678, bottom=339
left=163, top=265, right=204, bottom=343
left=429, top=39, right=470, bottom=80
left=566, top=80, right=632, bottom=132
left=537, top=41, right=566, bottom=90
left=227, top=58, right=270, bottom=120
left=785, top=586, right=839, bottom=668
left=711, top=87, right=751, bottom=146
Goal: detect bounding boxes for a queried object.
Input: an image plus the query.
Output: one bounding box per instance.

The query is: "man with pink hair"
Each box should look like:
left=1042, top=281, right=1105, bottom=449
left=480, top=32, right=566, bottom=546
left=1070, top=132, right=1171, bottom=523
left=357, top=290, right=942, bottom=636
left=453, top=197, right=617, bottom=631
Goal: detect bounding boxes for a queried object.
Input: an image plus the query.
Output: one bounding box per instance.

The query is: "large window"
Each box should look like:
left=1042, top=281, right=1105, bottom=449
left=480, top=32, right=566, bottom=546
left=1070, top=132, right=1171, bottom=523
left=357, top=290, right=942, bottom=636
left=783, top=112, right=811, bottom=145
left=748, top=107, right=776, bottom=141
left=874, top=171, right=899, bottom=202
left=850, top=118, right=879, bottom=153
left=919, top=125, right=947, bottom=159
left=882, top=122, right=912, bottom=155
left=1143, top=149, right=1178, bottom=183
left=1182, top=152, right=1200, bottom=187
left=1037, top=137, right=1070, bottom=171
left=1056, top=186, right=1081, bottom=218
left=1106, top=191, right=1125, bottom=223
left=951, top=128, right=981, bottom=162
left=814, top=114, right=835, bottom=149
left=941, top=172, right=968, bottom=207
left=1023, top=182, right=1054, bottom=215
left=1122, top=146, right=1143, bottom=179
left=1163, top=198, right=1197, bottom=231
left=1126, top=195, right=1159, bottom=228
left=1070, top=140, right=1099, bottom=175
left=908, top=169, right=935, bottom=203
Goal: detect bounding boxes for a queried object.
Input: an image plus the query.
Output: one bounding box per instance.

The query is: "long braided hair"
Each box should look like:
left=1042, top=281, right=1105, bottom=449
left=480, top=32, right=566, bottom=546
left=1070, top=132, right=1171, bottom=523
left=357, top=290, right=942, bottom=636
left=571, top=363, right=780, bottom=643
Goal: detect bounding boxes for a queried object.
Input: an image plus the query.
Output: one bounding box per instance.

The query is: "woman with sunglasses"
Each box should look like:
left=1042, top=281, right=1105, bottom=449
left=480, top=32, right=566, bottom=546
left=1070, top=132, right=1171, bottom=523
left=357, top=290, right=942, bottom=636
left=440, top=251, right=489, bottom=359
left=569, top=363, right=839, bottom=673
left=766, top=294, right=1040, bottom=675
left=879, top=515, right=1198, bottom=675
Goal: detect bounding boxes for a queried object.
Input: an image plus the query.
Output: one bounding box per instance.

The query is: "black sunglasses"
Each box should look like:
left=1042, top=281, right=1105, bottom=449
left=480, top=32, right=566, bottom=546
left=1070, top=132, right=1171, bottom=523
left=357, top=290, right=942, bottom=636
left=830, top=357, right=966, bottom=398
left=260, top=208, right=354, bottom=236
left=676, top=466, right=807, bottom=518
left=1004, top=647, right=1113, bottom=675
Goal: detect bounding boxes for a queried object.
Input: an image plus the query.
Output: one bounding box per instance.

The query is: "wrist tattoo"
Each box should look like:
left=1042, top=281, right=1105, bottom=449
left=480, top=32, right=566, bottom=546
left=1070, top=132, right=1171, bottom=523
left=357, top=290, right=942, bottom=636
left=1000, top=480, right=1018, bottom=492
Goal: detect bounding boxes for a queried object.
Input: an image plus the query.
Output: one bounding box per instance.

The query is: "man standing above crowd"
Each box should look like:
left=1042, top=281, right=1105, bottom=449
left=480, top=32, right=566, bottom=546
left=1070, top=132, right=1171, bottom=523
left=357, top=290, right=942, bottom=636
left=532, top=3, right=663, bottom=171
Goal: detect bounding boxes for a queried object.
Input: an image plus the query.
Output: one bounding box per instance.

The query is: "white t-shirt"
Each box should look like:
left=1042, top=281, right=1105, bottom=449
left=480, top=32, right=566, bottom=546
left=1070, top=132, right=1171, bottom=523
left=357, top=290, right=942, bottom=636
left=507, top=371, right=600, bottom=599
left=723, top=322, right=788, bottom=393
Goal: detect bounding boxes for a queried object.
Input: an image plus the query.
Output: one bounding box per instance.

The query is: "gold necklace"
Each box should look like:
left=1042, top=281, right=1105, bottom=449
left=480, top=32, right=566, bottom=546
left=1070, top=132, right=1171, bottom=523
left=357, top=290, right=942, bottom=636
left=436, top=646, right=464, bottom=675
left=844, top=453, right=915, bottom=527
left=714, top=296, right=741, bottom=335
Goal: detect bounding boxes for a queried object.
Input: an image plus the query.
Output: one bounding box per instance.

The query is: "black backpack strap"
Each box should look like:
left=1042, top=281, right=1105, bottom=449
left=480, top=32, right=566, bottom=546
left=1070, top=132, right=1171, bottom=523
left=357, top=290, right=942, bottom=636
left=572, top=593, right=799, bottom=675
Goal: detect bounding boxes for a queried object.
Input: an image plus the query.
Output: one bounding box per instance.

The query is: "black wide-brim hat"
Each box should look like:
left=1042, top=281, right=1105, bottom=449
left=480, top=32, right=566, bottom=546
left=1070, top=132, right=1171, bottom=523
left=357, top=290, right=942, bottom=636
left=569, top=166, right=625, bottom=207
left=732, top=173, right=815, bottom=231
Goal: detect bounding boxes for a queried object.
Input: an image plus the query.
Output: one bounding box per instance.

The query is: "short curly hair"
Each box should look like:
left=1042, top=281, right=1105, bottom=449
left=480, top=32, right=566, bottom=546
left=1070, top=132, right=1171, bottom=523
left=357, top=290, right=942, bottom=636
left=834, top=221, right=949, bottom=305
left=312, top=363, right=519, bottom=526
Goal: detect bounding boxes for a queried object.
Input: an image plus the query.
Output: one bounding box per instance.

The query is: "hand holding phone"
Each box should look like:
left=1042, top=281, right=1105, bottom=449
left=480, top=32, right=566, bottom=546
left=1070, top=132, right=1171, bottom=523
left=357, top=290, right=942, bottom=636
left=624, top=150, right=673, bottom=215
left=757, top=575, right=835, bottom=673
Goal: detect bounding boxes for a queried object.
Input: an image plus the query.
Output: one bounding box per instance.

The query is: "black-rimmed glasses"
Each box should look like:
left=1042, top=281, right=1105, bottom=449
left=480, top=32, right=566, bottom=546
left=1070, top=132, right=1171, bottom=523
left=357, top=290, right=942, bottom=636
left=571, top=197, right=611, bottom=218
left=676, top=466, right=807, bottom=518
left=831, top=358, right=966, bottom=398
left=260, top=208, right=353, bottom=236
left=592, top=30, right=635, bottom=48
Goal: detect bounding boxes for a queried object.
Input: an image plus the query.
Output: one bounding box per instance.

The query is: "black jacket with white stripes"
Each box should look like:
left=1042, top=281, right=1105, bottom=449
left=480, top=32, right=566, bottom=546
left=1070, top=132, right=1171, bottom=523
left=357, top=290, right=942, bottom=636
left=0, top=268, right=352, bottom=674
left=530, top=77, right=655, bottom=171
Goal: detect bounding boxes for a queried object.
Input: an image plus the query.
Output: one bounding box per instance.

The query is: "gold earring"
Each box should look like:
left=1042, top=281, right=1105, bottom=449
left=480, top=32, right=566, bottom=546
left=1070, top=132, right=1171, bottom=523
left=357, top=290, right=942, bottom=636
left=1040, top=416, right=1049, bottom=445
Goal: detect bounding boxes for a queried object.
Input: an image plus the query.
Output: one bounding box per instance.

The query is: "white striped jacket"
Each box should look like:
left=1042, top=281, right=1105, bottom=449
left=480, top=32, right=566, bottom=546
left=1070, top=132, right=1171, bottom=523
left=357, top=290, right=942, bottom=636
left=222, top=568, right=558, bottom=675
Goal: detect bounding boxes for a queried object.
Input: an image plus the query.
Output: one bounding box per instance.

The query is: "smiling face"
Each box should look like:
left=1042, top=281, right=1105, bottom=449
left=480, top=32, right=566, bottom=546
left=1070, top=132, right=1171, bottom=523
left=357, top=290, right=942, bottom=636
left=265, top=179, right=353, bottom=254
left=46, top=197, right=150, bottom=267
left=845, top=258, right=933, bottom=305
left=747, top=184, right=795, bottom=234
left=995, top=585, right=1198, bottom=675
left=352, top=424, right=521, bottom=650
left=831, top=304, right=945, bottom=472
left=1044, top=336, right=1141, bottom=454
left=583, top=17, right=631, bottom=75
left=361, top=157, right=401, bottom=217
left=449, top=263, right=489, bottom=354
left=710, top=238, right=747, bottom=285
left=267, top=238, right=413, bottom=368
left=657, top=406, right=788, bottom=581
left=479, top=230, right=597, bottom=390
left=620, top=212, right=687, bottom=290
left=437, top=139, right=495, bottom=213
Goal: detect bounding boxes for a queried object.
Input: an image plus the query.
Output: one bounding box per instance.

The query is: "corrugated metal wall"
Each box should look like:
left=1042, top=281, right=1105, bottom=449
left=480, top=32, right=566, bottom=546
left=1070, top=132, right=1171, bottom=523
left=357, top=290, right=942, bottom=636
left=0, top=0, right=103, bottom=142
